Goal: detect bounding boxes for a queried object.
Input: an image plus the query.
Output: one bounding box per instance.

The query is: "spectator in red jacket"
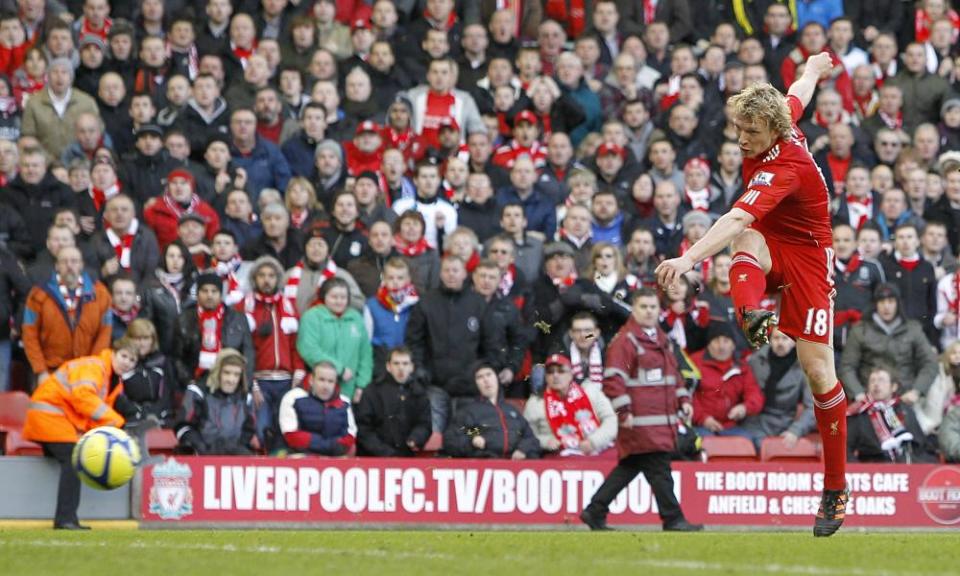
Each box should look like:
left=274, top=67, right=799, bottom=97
left=690, top=321, right=765, bottom=439
left=343, top=120, right=383, bottom=176
left=144, top=168, right=220, bottom=249
left=242, top=255, right=305, bottom=453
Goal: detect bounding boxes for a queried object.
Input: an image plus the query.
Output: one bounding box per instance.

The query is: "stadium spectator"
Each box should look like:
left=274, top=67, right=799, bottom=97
left=91, top=194, right=159, bottom=284
left=523, top=352, right=616, bottom=455
left=0, top=245, right=30, bottom=391
left=21, top=58, right=99, bottom=157
left=405, top=58, right=484, bottom=148
left=173, top=272, right=254, bottom=389
left=555, top=204, right=593, bottom=274
left=878, top=222, right=937, bottom=340
left=22, top=246, right=112, bottom=382
left=742, top=329, right=816, bottom=449
left=241, top=203, right=303, bottom=270
left=690, top=321, right=764, bottom=439
left=581, top=287, right=701, bottom=532
left=278, top=360, right=357, bottom=456
left=176, top=347, right=256, bottom=456
left=840, top=283, right=938, bottom=402
left=393, top=160, right=458, bottom=249
left=243, top=256, right=305, bottom=452
left=406, top=255, right=489, bottom=431
left=209, top=230, right=251, bottom=306
left=847, top=364, right=935, bottom=463
left=141, top=241, right=196, bottom=357
left=442, top=361, right=540, bottom=459
left=297, top=277, right=372, bottom=403
left=832, top=223, right=884, bottom=352
left=0, top=146, right=74, bottom=258
left=144, top=168, right=220, bottom=250
left=119, top=318, right=178, bottom=427
left=364, top=257, right=420, bottom=376
left=283, top=227, right=364, bottom=315
left=355, top=347, right=432, bottom=457
left=888, top=42, right=951, bottom=129
left=472, top=258, right=528, bottom=393
left=228, top=108, right=292, bottom=201
left=914, top=341, right=960, bottom=435
left=107, top=274, right=143, bottom=341
left=22, top=340, right=135, bottom=530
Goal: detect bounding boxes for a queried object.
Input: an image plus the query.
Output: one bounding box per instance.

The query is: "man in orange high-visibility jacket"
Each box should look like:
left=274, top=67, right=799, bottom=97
left=22, top=340, right=138, bottom=530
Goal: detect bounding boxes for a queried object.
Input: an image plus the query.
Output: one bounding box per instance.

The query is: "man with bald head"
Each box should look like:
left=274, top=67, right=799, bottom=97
left=22, top=246, right=113, bottom=383
left=60, top=113, right=114, bottom=166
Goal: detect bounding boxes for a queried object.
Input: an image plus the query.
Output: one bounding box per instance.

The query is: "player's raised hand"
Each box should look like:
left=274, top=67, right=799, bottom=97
left=655, top=255, right=694, bottom=288
left=806, top=52, right=834, bottom=79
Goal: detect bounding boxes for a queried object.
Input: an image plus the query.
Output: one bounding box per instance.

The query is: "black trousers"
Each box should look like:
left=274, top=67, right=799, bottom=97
left=42, top=442, right=81, bottom=526
left=586, top=451, right=684, bottom=525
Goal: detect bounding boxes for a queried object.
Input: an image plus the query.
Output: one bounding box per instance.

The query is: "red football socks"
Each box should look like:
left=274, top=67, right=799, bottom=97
left=729, top=252, right=767, bottom=319
left=814, top=382, right=848, bottom=491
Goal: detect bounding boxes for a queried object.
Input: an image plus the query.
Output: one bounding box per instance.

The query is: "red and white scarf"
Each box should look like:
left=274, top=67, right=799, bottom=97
left=544, top=382, right=601, bottom=450
left=106, top=218, right=138, bottom=270
left=498, top=264, right=516, bottom=297
left=858, top=397, right=908, bottom=455
left=57, top=275, right=83, bottom=313
left=214, top=256, right=244, bottom=306
left=163, top=193, right=201, bottom=221
left=112, top=304, right=140, bottom=325
left=551, top=270, right=578, bottom=291
left=167, top=41, right=199, bottom=80
left=394, top=234, right=431, bottom=257
left=375, top=283, right=420, bottom=317
left=91, top=182, right=120, bottom=212
left=684, top=188, right=710, bottom=211
left=230, top=41, right=257, bottom=69
left=243, top=291, right=299, bottom=334
left=895, top=251, right=920, bottom=272
left=570, top=342, right=604, bottom=386
left=290, top=208, right=310, bottom=230
left=197, top=304, right=225, bottom=374
left=835, top=252, right=862, bottom=276
left=846, top=193, right=873, bottom=230
left=283, top=259, right=337, bottom=308
left=878, top=110, right=903, bottom=130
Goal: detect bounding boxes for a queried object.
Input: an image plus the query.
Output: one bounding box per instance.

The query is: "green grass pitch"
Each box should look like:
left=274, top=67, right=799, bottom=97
left=1, top=530, right=959, bottom=576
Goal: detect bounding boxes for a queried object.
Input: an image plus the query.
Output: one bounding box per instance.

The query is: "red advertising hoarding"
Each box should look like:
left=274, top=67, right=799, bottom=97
left=141, top=457, right=960, bottom=528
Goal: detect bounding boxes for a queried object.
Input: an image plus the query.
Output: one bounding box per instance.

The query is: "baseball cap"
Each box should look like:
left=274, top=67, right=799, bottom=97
left=514, top=110, right=538, bottom=126
left=544, top=242, right=576, bottom=260
left=178, top=212, right=205, bottom=227
left=544, top=354, right=572, bottom=369
left=596, top=142, right=624, bottom=158
left=351, top=18, right=371, bottom=32
left=355, top=120, right=380, bottom=135
left=135, top=124, right=163, bottom=138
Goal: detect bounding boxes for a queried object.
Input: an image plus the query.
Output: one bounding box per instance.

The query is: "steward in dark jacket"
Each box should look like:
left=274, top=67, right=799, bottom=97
left=356, top=359, right=432, bottom=457
left=0, top=171, right=74, bottom=257
left=443, top=364, right=540, bottom=459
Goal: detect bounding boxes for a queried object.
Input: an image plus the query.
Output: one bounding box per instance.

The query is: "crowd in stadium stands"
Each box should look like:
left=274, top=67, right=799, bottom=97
left=2, top=0, right=960, bottom=465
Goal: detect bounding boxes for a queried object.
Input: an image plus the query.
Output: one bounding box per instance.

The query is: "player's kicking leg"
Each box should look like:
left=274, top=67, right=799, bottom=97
left=728, top=229, right=778, bottom=347
left=796, top=338, right=849, bottom=537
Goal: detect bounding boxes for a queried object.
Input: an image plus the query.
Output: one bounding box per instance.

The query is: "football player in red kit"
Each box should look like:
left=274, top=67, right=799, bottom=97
left=656, top=52, right=849, bottom=538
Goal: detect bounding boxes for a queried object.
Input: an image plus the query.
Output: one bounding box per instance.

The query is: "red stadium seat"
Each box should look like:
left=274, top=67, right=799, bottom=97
left=761, top=436, right=822, bottom=462
left=0, top=391, right=30, bottom=432
left=701, top=436, right=758, bottom=462
left=4, top=429, right=43, bottom=456
left=145, top=428, right=178, bottom=456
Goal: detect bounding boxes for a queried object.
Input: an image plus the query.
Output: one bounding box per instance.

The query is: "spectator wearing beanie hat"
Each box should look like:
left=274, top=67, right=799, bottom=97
left=689, top=320, right=764, bottom=439
left=145, top=168, right=221, bottom=249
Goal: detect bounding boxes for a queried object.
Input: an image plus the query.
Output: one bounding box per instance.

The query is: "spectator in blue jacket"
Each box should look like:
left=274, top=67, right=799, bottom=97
left=228, top=108, right=292, bottom=203
left=279, top=360, right=357, bottom=456
left=281, top=102, right=327, bottom=179
left=363, top=257, right=419, bottom=380
left=496, top=156, right=557, bottom=239
left=556, top=52, right=602, bottom=146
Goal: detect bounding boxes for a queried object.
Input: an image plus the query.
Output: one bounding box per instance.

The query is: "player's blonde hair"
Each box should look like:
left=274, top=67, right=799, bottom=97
left=728, top=84, right=793, bottom=139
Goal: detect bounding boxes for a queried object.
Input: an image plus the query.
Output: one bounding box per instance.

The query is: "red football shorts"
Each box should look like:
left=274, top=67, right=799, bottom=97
left=764, top=240, right=836, bottom=346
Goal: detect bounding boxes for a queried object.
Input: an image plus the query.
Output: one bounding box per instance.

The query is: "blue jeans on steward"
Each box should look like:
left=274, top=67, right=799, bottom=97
left=256, top=378, right=292, bottom=453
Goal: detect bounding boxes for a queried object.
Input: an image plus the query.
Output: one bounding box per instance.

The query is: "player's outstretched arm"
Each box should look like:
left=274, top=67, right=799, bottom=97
left=655, top=207, right=755, bottom=287
left=787, top=52, right=834, bottom=111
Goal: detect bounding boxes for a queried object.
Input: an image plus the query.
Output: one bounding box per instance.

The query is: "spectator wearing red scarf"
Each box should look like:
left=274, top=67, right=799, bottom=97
left=144, top=168, right=220, bottom=249
left=92, top=194, right=160, bottom=284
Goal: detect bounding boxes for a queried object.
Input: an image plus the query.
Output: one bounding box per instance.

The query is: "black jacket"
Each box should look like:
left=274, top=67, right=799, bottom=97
left=879, top=254, right=938, bottom=343
left=355, top=374, right=432, bottom=457
left=529, top=276, right=630, bottom=362
left=320, top=223, right=368, bottom=269
left=241, top=229, right=305, bottom=270
left=116, top=350, right=179, bottom=425
left=405, top=285, right=491, bottom=397
left=141, top=270, right=196, bottom=357
left=176, top=98, right=231, bottom=161
left=847, top=401, right=935, bottom=463
left=834, top=256, right=885, bottom=350
left=121, top=151, right=182, bottom=206
left=90, top=225, right=161, bottom=284
left=346, top=251, right=394, bottom=298
left=0, top=173, right=75, bottom=257
left=456, top=197, right=501, bottom=243
left=97, top=99, right=133, bottom=154
left=0, top=247, right=30, bottom=340
left=924, top=196, right=960, bottom=255
left=0, top=204, right=32, bottom=261
left=173, top=303, right=254, bottom=388
left=479, top=292, right=530, bottom=376
left=442, top=395, right=541, bottom=458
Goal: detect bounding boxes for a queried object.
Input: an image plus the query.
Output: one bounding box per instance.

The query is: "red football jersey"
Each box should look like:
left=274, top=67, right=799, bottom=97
left=734, top=95, right=833, bottom=249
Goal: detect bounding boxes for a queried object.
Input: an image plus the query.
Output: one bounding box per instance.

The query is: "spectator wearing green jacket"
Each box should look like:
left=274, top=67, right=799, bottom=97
left=297, top=278, right=373, bottom=403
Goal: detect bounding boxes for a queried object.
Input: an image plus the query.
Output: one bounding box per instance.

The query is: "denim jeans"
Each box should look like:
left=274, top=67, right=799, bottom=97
left=256, top=378, right=292, bottom=452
